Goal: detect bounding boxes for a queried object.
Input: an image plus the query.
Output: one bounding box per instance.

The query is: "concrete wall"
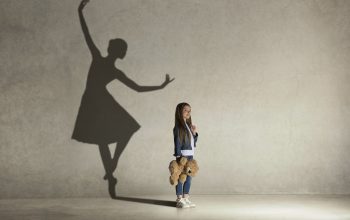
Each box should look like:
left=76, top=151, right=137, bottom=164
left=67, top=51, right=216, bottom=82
left=1, top=0, right=350, bottom=198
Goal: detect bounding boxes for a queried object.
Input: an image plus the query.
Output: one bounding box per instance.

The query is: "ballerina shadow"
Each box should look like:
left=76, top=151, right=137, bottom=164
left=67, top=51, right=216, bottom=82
left=72, top=0, right=174, bottom=199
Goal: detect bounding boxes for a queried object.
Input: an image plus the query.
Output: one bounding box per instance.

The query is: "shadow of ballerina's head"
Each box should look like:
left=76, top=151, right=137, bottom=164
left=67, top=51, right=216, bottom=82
left=107, top=38, right=128, bottom=59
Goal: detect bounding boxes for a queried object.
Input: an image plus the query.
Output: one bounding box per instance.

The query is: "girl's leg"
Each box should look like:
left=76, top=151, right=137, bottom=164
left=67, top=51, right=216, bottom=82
left=176, top=181, right=184, bottom=198
left=183, top=156, right=193, bottom=198
left=183, top=175, right=196, bottom=208
left=183, top=175, right=192, bottom=198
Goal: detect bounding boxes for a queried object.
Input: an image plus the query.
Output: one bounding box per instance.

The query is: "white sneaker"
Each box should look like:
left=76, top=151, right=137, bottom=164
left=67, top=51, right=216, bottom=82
left=176, top=198, right=190, bottom=208
left=184, top=197, right=196, bottom=208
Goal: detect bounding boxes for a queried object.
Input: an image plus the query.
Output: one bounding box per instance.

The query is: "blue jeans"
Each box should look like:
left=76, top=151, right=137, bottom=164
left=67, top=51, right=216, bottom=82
left=175, top=155, right=193, bottom=195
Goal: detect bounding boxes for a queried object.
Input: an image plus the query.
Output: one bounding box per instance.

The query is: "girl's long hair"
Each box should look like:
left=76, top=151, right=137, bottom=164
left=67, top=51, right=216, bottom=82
left=174, top=102, right=193, bottom=144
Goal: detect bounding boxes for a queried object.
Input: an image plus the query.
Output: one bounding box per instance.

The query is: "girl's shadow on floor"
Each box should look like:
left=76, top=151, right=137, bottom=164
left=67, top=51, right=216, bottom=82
left=115, top=195, right=176, bottom=207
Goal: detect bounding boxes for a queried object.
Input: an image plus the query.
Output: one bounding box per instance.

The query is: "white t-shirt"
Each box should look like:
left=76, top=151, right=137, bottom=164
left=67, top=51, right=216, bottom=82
left=181, top=123, right=195, bottom=156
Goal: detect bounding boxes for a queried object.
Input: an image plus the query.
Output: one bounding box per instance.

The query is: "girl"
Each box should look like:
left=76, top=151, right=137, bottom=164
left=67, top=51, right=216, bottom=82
left=173, top=102, right=199, bottom=208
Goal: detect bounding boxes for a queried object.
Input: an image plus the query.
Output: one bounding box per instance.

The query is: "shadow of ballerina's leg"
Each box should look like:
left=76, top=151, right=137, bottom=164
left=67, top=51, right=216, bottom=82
left=111, top=134, right=133, bottom=172
left=101, top=133, right=134, bottom=180
left=98, top=144, right=113, bottom=179
left=99, top=143, right=118, bottom=199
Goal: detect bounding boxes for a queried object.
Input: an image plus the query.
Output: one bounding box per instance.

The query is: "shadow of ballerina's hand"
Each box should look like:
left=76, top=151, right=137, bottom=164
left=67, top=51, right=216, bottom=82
left=78, top=0, right=90, bottom=11
left=165, top=73, right=175, bottom=84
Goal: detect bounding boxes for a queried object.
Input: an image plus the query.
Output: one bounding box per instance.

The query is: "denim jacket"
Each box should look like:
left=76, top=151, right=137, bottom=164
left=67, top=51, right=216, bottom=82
left=173, top=124, right=199, bottom=157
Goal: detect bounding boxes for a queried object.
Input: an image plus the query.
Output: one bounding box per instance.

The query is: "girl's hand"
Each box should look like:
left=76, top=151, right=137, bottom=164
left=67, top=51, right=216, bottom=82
left=161, top=73, right=175, bottom=88
left=191, top=124, right=197, bottom=135
left=78, top=0, right=90, bottom=11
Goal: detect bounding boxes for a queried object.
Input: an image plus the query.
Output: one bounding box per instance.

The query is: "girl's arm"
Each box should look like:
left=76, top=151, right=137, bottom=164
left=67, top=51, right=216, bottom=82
left=194, top=132, right=198, bottom=144
left=173, top=127, right=182, bottom=157
left=191, top=125, right=198, bottom=146
left=78, top=0, right=101, bottom=59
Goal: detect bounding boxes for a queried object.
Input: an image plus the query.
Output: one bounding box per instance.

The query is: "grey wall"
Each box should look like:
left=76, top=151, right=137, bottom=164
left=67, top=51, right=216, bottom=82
left=1, top=0, right=350, bottom=198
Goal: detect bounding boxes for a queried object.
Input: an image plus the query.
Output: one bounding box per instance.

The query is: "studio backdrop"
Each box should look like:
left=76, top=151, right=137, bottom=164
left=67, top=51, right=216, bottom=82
left=1, top=0, right=350, bottom=198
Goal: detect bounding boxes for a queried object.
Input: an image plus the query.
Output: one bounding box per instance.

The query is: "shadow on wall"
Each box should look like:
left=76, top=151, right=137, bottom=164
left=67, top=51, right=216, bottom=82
left=71, top=0, right=174, bottom=199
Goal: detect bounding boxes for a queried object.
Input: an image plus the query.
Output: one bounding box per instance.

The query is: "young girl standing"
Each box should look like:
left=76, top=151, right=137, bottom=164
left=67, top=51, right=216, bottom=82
left=173, top=102, right=199, bottom=208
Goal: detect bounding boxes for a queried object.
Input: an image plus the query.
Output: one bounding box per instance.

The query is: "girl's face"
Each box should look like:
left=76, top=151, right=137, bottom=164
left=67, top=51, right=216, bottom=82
left=182, top=105, right=191, bottom=121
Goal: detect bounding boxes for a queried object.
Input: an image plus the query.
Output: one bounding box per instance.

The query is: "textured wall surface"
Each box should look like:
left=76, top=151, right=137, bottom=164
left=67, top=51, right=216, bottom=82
left=1, top=0, right=350, bottom=198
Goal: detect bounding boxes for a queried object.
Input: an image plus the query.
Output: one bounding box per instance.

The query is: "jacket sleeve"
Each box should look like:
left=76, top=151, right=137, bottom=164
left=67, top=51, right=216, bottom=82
left=173, top=127, right=182, bottom=157
left=194, top=132, right=199, bottom=147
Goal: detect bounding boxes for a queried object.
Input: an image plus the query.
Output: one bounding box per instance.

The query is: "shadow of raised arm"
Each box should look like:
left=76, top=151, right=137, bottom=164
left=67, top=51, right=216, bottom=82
left=78, top=0, right=101, bottom=59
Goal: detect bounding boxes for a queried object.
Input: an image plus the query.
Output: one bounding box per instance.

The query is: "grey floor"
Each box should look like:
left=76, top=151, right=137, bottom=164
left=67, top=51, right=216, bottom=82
left=1, top=194, right=350, bottom=220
